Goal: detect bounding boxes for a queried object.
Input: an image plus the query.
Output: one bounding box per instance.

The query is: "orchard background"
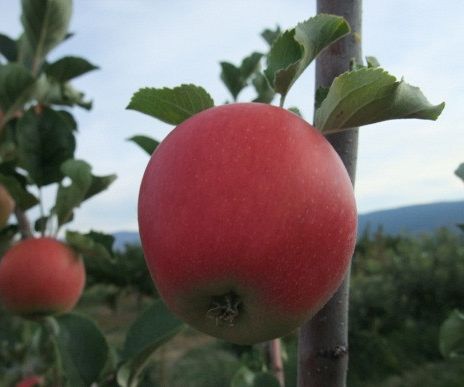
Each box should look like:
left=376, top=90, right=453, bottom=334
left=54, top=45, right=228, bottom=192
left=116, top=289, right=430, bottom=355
left=0, top=1, right=463, bottom=386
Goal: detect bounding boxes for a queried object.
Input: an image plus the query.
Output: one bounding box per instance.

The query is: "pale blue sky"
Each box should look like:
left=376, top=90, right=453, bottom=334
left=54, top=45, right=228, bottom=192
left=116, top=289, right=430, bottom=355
left=1, top=1, right=463, bottom=233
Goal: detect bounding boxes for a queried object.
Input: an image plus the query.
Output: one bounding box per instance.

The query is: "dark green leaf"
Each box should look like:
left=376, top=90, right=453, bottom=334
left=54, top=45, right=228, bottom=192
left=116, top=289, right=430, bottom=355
left=240, top=52, right=263, bottom=80
left=0, top=63, right=35, bottom=122
left=261, top=26, right=281, bottom=46
left=128, top=135, right=159, bottom=155
left=315, top=87, right=330, bottom=110
left=127, top=84, right=214, bottom=125
left=16, top=107, right=76, bottom=186
left=253, top=372, right=281, bottom=387
left=0, top=173, right=38, bottom=210
left=252, top=72, right=275, bottom=104
left=54, top=159, right=92, bottom=227
left=439, top=309, right=464, bottom=359
left=20, top=0, right=72, bottom=69
left=83, top=173, right=117, bottom=201
left=231, top=366, right=255, bottom=387
left=0, top=33, right=18, bottom=62
left=54, top=313, right=109, bottom=386
left=45, top=56, right=98, bottom=82
left=85, top=230, right=115, bottom=257
left=455, top=163, right=464, bottom=182
left=34, top=216, right=48, bottom=233
left=315, top=67, right=445, bottom=132
left=65, top=230, right=113, bottom=260
left=265, top=14, right=350, bottom=98
left=288, top=106, right=302, bottom=117
left=0, top=224, right=18, bottom=256
left=119, top=299, right=184, bottom=386
left=220, top=62, right=244, bottom=101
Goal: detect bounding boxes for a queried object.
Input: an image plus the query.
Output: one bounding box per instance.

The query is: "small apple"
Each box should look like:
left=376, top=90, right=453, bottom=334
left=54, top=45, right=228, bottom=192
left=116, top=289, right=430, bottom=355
left=138, top=103, right=357, bottom=344
left=0, top=237, right=85, bottom=318
left=0, top=184, right=15, bottom=228
left=16, top=375, right=44, bottom=387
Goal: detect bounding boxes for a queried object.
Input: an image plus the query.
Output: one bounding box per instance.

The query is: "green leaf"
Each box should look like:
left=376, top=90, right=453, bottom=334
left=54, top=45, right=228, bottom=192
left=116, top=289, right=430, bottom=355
left=54, top=313, right=109, bottom=386
left=231, top=366, right=255, bottom=387
left=288, top=106, right=302, bottom=117
left=54, top=159, right=92, bottom=227
left=20, top=0, right=72, bottom=70
left=455, top=163, right=464, bottom=182
left=315, top=67, right=446, bottom=131
left=84, top=230, right=115, bottom=256
left=0, top=63, right=35, bottom=123
left=439, top=309, right=464, bottom=359
left=253, top=372, right=281, bottom=387
left=220, top=62, right=243, bottom=101
left=0, top=173, right=38, bottom=210
left=315, top=86, right=329, bottom=109
left=127, top=84, right=214, bottom=125
left=265, top=14, right=350, bottom=99
left=261, top=26, right=282, bottom=46
left=84, top=173, right=117, bottom=201
left=34, top=215, right=48, bottom=233
left=45, top=56, right=99, bottom=82
left=34, top=74, right=92, bottom=109
left=366, top=56, right=380, bottom=68
left=65, top=230, right=113, bottom=260
left=118, top=299, right=184, bottom=386
left=16, top=107, right=76, bottom=186
left=252, top=72, right=275, bottom=104
left=0, top=33, right=18, bottom=62
left=240, top=52, right=263, bottom=80
left=128, top=135, right=159, bottom=155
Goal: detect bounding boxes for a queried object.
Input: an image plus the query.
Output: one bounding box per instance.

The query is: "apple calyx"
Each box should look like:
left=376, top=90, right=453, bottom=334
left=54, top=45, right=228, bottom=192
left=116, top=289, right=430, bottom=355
left=207, top=291, right=242, bottom=327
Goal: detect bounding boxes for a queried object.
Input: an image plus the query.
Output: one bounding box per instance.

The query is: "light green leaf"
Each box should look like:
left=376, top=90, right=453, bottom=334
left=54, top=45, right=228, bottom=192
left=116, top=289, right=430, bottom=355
left=265, top=14, right=350, bottom=99
left=0, top=63, right=35, bottom=124
left=231, top=366, right=255, bottom=387
left=240, top=52, right=263, bottom=80
left=16, top=107, right=76, bottom=186
left=128, top=135, right=159, bottom=155
left=20, top=0, right=72, bottom=70
left=54, top=159, right=92, bottom=227
left=45, top=56, right=99, bottom=82
left=54, top=313, right=109, bottom=386
left=366, top=56, right=380, bottom=68
left=127, top=84, right=214, bottom=125
left=315, top=67, right=445, bottom=131
left=118, top=299, right=184, bottom=387
left=439, top=309, right=464, bottom=359
left=34, top=75, right=92, bottom=109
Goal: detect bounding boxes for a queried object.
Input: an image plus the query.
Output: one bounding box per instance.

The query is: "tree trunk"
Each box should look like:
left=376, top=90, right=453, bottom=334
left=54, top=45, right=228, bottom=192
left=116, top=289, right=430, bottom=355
left=297, top=1, right=362, bottom=386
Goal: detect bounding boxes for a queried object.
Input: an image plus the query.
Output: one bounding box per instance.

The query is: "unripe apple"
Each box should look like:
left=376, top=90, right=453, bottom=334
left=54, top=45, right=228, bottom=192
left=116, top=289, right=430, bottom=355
left=0, top=184, right=15, bottom=228
left=138, top=103, right=357, bottom=344
left=0, top=237, right=85, bottom=318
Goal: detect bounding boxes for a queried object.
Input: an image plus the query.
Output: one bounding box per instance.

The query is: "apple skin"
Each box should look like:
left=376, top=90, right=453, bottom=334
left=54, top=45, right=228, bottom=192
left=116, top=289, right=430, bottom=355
left=0, top=237, right=85, bottom=318
left=138, top=103, right=357, bottom=345
left=0, top=184, right=15, bottom=228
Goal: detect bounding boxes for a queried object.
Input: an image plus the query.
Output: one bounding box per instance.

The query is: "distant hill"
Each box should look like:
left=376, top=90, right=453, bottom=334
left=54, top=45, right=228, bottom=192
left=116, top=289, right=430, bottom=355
left=113, top=200, right=464, bottom=249
left=358, top=200, right=464, bottom=236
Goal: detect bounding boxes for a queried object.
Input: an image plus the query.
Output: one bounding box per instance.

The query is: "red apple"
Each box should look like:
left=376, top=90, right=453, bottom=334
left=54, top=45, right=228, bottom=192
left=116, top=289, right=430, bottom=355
left=0, top=237, right=85, bottom=318
left=16, top=375, right=44, bottom=387
left=0, top=184, right=15, bottom=228
left=138, top=103, right=357, bottom=344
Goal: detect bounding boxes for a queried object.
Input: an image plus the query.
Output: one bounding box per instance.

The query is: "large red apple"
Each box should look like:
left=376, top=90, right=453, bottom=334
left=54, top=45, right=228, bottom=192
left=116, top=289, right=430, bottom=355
left=0, top=237, right=85, bottom=318
left=0, top=184, right=15, bottom=228
left=138, top=103, right=357, bottom=344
